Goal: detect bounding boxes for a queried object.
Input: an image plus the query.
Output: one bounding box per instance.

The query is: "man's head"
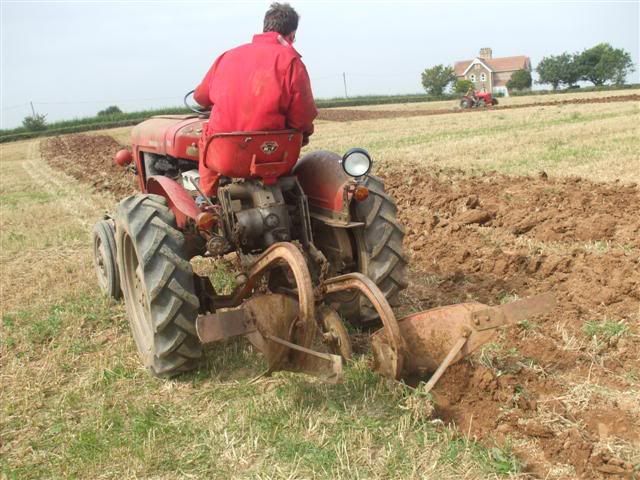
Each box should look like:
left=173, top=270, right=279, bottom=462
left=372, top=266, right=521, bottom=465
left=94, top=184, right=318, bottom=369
left=263, top=3, right=299, bottom=43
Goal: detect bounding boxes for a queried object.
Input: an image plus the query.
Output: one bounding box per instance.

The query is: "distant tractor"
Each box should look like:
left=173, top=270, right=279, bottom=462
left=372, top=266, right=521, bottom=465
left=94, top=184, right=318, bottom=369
left=460, top=90, right=498, bottom=109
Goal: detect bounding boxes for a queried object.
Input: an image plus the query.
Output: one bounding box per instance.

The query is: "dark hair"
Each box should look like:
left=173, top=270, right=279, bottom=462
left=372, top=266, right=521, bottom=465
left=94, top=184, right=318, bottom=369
left=263, top=3, right=299, bottom=36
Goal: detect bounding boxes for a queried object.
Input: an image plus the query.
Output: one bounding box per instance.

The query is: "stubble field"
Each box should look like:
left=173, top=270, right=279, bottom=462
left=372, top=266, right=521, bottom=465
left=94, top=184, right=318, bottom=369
left=1, top=90, right=639, bottom=479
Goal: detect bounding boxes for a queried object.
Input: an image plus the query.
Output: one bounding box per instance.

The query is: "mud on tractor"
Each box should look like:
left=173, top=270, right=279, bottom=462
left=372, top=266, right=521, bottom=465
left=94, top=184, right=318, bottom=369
left=460, top=90, right=499, bottom=109
left=93, top=92, right=553, bottom=389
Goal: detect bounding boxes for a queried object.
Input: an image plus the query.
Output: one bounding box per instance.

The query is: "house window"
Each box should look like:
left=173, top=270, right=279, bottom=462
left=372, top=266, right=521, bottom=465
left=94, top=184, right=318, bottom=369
left=470, top=74, right=476, bottom=82
left=480, top=73, right=486, bottom=82
left=474, top=64, right=481, bottom=70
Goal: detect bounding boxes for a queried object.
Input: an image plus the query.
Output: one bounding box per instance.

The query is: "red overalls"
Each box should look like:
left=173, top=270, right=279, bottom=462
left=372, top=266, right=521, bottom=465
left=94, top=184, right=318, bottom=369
left=194, top=32, right=318, bottom=196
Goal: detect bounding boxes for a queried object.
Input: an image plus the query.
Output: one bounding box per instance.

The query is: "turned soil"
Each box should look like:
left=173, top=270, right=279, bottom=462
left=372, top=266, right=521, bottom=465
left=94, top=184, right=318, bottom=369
left=380, top=166, right=640, bottom=479
left=40, top=134, right=137, bottom=198
left=41, top=133, right=640, bottom=479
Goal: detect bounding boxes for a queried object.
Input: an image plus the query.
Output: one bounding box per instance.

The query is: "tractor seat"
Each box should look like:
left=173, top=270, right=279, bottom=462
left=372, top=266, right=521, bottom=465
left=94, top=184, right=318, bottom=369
left=201, top=130, right=303, bottom=185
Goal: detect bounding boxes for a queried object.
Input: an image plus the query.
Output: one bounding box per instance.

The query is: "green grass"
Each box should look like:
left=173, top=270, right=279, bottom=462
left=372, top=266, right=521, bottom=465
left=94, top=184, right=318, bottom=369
left=2, top=291, right=523, bottom=479
left=583, top=318, right=629, bottom=341
left=0, top=190, right=56, bottom=207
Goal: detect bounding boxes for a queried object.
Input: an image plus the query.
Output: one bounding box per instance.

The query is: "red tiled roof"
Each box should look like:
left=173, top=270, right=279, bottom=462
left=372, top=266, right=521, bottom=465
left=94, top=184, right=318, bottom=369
left=454, top=60, right=473, bottom=76
left=454, top=55, right=530, bottom=76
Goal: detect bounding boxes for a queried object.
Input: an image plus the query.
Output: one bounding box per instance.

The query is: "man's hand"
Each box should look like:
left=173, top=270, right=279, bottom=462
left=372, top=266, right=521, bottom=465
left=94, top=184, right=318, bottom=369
left=302, top=133, right=310, bottom=147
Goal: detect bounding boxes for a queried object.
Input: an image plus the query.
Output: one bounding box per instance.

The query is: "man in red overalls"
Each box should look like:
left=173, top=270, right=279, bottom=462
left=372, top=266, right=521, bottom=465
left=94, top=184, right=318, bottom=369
left=194, top=3, right=318, bottom=197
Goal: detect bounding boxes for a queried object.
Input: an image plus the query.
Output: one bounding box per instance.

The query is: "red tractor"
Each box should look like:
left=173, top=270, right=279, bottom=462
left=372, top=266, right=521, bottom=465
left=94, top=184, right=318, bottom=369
left=459, top=90, right=499, bottom=109
left=94, top=91, right=408, bottom=380
left=93, top=92, right=553, bottom=387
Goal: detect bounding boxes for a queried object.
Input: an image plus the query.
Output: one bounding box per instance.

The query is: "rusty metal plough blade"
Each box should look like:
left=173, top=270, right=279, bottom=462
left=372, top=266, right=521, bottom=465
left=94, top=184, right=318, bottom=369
left=196, top=243, right=345, bottom=382
left=195, top=241, right=555, bottom=391
left=371, top=292, right=556, bottom=392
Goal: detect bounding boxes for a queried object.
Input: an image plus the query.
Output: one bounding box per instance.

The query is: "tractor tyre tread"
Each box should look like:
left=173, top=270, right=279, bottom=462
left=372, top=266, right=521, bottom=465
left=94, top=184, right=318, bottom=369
left=353, top=175, right=408, bottom=323
left=92, top=219, right=122, bottom=300
left=116, top=194, right=202, bottom=377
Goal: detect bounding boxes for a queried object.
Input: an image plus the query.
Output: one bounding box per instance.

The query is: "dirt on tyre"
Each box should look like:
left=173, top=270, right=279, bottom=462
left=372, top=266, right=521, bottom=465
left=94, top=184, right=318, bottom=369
left=115, top=194, right=202, bottom=377
left=92, top=218, right=121, bottom=299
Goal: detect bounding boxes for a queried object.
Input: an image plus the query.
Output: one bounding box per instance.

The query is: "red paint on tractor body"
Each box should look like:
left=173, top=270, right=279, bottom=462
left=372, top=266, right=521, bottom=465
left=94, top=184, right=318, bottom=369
left=293, top=151, right=352, bottom=214
left=475, top=91, right=495, bottom=103
left=131, top=115, right=204, bottom=162
left=146, top=175, right=200, bottom=229
left=131, top=115, right=351, bottom=221
left=114, top=149, right=132, bottom=167
left=201, top=130, right=302, bottom=186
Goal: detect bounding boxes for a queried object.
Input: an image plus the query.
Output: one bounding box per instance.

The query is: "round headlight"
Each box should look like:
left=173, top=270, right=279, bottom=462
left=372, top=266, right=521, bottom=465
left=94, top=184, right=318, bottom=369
left=342, top=148, right=372, bottom=177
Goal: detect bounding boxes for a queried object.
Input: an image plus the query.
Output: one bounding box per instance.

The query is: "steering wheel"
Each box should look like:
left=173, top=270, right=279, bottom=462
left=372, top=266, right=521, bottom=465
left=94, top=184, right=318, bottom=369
left=184, top=89, right=210, bottom=115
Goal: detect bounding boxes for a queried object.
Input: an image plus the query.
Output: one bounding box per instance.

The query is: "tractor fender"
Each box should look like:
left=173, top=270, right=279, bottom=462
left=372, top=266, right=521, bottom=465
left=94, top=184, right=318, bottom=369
left=146, top=175, right=199, bottom=229
left=293, top=151, right=358, bottom=227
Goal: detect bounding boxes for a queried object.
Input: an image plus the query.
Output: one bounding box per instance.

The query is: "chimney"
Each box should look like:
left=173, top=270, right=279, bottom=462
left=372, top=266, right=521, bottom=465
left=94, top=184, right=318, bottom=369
left=479, top=48, right=492, bottom=59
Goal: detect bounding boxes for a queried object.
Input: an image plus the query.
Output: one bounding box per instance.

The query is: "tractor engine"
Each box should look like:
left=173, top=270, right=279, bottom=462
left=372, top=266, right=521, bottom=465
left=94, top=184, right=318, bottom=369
left=218, top=177, right=311, bottom=254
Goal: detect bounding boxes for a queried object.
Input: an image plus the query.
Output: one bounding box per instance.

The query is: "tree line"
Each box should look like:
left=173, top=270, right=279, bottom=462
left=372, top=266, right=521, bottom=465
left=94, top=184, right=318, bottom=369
left=421, top=43, right=635, bottom=95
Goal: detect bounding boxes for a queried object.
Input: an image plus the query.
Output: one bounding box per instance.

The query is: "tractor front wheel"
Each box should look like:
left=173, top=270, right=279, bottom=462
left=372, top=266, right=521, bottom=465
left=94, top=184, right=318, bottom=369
left=92, top=218, right=121, bottom=299
left=115, top=194, right=202, bottom=377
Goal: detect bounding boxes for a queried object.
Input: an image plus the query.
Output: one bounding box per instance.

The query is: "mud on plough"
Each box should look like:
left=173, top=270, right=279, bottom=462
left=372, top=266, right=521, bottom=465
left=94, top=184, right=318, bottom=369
left=193, top=242, right=555, bottom=390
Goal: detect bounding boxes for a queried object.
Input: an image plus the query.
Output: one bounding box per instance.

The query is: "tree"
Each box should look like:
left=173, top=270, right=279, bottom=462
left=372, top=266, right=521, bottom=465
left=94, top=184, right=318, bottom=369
left=421, top=65, right=456, bottom=96
left=536, top=54, right=571, bottom=90
left=454, top=79, right=474, bottom=94
left=22, top=113, right=47, bottom=131
left=98, top=105, right=123, bottom=116
left=577, top=43, right=634, bottom=86
left=557, top=53, right=581, bottom=88
left=506, top=69, right=532, bottom=91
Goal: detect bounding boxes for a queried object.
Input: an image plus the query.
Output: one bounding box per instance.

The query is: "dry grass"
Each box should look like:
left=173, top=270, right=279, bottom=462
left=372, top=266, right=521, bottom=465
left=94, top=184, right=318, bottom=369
left=313, top=102, right=640, bottom=183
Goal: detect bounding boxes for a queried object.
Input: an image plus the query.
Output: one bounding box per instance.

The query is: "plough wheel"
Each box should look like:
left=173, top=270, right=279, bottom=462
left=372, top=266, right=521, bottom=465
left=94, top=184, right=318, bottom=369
left=318, top=305, right=352, bottom=361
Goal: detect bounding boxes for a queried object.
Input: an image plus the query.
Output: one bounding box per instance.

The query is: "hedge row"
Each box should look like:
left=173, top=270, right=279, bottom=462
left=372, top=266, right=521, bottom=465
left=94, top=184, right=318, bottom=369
left=509, top=83, right=640, bottom=97
left=315, top=93, right=456, bottom=108
left=0, top=118, right=146, bottom=143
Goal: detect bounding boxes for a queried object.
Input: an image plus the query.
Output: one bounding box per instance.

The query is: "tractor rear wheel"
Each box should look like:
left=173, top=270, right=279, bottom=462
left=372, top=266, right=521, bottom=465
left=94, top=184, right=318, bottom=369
left=92, top=218, right=121, bottom=299
left=115, top=194, right=202, bottom=377
left=315, top=175, right=408, bottom=325
left=352, top=175, right=408, bottom=322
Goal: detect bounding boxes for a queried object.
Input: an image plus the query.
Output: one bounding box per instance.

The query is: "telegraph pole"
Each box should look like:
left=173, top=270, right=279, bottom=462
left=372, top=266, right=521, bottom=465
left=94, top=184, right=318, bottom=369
left=342, top=72, right=348, bottom=98
left=30, top=101, right=36, bottom=116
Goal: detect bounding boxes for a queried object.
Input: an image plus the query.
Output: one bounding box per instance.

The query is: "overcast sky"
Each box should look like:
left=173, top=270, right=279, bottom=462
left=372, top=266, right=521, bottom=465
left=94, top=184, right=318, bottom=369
left=1, top=0, right=638, bottom=128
